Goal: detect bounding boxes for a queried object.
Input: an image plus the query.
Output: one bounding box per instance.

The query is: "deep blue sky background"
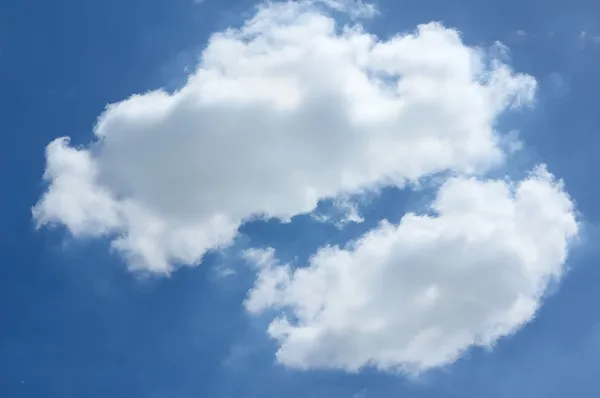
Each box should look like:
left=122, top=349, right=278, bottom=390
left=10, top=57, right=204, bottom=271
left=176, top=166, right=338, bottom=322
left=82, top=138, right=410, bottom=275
left=1, top=0, right=600, bottom=397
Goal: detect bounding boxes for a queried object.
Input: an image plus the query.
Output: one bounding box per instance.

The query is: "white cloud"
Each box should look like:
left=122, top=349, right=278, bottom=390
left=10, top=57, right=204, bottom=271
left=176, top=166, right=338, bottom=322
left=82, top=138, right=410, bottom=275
left=311, top=196, right=365, bottom=228
left=245, top=166, right=579, bottom=373
left=33, top=0, right=581, bottom=375
left=32, top=0, right=536, bottom=273
left=514, top=29, right=529, bottom=38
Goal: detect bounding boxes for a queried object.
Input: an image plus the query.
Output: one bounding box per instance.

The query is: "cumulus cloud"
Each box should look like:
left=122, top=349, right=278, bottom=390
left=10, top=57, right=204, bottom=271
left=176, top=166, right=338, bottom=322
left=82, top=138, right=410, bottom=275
left=245, top=166, right=579, bottom=373
left=32, top=0, right=536, bottom=273
left=32, top=0, right=581, bottom=375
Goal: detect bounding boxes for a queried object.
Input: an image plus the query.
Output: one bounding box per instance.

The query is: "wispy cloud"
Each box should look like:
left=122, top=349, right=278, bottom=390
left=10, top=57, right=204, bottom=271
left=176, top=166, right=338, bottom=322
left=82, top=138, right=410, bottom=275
left=579, top=30, right=600, bottom=46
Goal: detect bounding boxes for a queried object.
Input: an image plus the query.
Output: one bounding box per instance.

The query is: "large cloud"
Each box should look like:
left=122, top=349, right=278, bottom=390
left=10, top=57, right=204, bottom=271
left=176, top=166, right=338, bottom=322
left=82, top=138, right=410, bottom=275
left=33, top=0, right=581, bottom=375
left=32, top=0, right=536, bottom=273
left=246, top=166, right=579, bottom=373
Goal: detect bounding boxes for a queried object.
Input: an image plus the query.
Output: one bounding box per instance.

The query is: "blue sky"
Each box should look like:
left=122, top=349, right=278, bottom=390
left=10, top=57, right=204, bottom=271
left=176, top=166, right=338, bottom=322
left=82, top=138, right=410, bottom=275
left=2, top=0, right=600, bottom=397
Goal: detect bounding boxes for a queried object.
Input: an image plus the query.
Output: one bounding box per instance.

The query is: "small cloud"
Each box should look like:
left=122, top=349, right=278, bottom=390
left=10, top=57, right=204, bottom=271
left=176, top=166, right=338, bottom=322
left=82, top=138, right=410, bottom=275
left=215, top=267, right=236, bottom=278
left=319, top=0, right=378, bottom=19
left=353, top=390, right=368, bottom=398
left=547, top=72, right=570, bottom=98
left=514, top=29, right=529, bottom=38
left=499, top=130, right=524, bottom=154
left=312, top=197, right=365, bottom=229
left=579, top=30, right=600, bottom=47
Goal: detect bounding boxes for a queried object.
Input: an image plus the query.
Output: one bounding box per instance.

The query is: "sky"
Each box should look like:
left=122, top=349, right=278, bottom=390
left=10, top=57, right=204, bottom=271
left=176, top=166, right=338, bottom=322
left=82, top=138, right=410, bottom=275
left=1, top=0, right=600, bottom=397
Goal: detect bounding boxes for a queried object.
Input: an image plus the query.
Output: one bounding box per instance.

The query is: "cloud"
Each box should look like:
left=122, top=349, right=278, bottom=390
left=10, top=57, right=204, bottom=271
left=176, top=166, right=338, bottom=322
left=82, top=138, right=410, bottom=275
left=513, top=29, right=529, bottom=39
left=547, top=72, right=570, bottom=98
left=32, top=0, right=536, bottom=273
left=579, top=31, right=600, bottom=47
left=33, top=0, right=581, bottom=376
left=245, top=166, right=579, bottom=373
left=318, top=0, right=378, bottom=18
